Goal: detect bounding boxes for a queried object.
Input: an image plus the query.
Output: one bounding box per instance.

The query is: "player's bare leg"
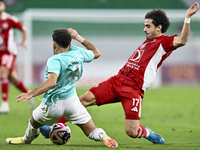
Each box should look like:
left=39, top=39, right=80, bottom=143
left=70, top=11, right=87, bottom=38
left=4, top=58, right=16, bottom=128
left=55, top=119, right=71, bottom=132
left=9, top=70, right=35, bottom=111
left=6, top=117, right=41, bottom=144
left=125, top=119, right=165, bottom=144
left=0, top=66, right=10, bottom=113
left=78, top=119, right=118, bottom=148
left=79, top=91, right=97, bottom=107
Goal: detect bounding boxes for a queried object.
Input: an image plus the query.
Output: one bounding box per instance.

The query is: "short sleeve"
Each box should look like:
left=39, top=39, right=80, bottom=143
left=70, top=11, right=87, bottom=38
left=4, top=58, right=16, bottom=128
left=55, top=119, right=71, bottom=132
left=80, top=49, right=94, bottom=63
left=9, top=15, right=23, bottom=30
left=46, top=57, right=61, bottom=76
left=162, top=35, right=177, bottom=52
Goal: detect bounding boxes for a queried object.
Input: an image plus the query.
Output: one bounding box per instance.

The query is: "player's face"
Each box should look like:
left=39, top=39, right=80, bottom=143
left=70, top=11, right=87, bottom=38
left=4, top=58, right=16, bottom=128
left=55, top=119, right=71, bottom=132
left=143, top=19, right=157, bottom=40
left=0, top=2, right=5, bottom=13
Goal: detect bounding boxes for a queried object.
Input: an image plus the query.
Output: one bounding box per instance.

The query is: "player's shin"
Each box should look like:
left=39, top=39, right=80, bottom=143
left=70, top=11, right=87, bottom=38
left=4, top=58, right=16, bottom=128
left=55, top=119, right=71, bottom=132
left=23, top=121, right=39, bottom=144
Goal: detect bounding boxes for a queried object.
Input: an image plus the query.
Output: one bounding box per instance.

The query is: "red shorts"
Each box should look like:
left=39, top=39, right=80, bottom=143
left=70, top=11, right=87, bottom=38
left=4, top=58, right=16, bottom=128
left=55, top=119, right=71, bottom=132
left=0, top=54, right=16, bottom=72
left=89, top=74, right=144, bottom=120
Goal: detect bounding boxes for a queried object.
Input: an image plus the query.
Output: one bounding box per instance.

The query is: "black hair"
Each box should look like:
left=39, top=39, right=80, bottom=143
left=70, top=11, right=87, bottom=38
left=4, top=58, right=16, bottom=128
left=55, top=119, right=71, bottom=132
left=145, top=9, right=170, bottom=33
left=52, top=28, right=71, bottom=48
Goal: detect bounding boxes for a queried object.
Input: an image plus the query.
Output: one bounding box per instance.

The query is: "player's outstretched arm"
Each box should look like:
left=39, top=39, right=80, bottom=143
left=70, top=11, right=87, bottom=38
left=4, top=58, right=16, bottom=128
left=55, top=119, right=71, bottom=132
left=16, top=73, right=57, bottom=102
left=68, top=28, right=101, bottom=59
left=19, top=26, right=27, bottom=49
left=173, top=2, right=199, bottom=48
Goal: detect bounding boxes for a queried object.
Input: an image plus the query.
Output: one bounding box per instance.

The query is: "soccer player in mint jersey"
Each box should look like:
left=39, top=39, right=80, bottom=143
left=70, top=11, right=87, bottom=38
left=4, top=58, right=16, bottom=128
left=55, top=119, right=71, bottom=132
left=78, top=2, right=199, bottom=144
left=6, top=28, right=118, bottom=148
left=0, top=0, right=34, bottom=113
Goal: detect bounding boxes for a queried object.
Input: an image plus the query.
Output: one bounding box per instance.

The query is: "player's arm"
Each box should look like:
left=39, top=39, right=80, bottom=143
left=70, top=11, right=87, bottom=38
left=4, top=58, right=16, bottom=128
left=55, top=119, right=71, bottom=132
left=68, top=28, right=101, bottom=59
left=20, top=26, right=27, bottom=48
left=16, top=73, right=57, bottom=102
left=173, top=2, right=199, bottom=48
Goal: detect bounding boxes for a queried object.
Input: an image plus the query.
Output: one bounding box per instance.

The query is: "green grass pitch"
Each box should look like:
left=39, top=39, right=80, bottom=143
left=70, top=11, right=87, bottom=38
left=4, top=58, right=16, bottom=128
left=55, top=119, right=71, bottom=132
left=0, top=85, right=200, bottom=150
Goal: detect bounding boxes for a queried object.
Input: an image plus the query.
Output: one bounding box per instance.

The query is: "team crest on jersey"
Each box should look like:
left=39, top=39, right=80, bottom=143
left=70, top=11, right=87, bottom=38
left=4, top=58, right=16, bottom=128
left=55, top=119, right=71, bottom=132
left=2, top=23, right=8, bottom=30
left=130, top=49, right=144, bottom=62
left=84, top=49, right=89, bottom=53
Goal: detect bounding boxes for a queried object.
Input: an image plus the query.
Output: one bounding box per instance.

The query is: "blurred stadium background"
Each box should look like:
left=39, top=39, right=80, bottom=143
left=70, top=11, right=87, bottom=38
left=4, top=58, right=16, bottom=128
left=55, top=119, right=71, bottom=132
left=5, top=0, right=200, bottom=87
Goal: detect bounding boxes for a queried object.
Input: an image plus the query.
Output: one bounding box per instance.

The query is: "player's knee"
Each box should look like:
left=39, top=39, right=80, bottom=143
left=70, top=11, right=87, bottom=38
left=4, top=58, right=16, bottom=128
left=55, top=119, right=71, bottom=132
left=125, top=128, right=138, bottom=138
left=79, top=91, right=96, bottom=107
left=79, top=95, right=89, bottom=107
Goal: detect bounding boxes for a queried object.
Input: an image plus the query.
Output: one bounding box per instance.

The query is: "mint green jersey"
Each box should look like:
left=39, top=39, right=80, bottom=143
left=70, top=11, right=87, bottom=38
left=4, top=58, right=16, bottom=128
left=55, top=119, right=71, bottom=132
left=42, top=45, right=94, bottom=105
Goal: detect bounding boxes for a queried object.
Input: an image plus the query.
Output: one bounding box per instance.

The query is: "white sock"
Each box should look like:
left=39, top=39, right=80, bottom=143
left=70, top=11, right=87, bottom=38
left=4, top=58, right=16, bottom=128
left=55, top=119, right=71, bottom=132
left=23, top=121, right=40, bottom=144
left=88, top=128, right=105, bottom=141
left=146, top=129, right=150, bottom=137
left=1, top=101, right=9, bottom=107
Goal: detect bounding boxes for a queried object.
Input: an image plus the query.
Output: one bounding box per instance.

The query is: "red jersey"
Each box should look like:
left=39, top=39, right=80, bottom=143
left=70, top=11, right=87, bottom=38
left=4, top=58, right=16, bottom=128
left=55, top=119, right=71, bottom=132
left=0, top=12, right=24, bottom=55
left=118, top=35, right=177, bottom=92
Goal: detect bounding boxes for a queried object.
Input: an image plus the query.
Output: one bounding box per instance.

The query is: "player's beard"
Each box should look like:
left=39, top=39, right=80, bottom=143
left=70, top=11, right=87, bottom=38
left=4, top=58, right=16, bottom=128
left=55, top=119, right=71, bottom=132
left=146, top=29, right=156, bottom=40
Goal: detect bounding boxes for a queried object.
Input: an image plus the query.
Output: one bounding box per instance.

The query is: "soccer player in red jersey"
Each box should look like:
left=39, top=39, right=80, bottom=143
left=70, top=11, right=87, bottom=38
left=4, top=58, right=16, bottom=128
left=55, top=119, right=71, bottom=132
left=40, top=2, right=199, bottom=144
left=78, top=2, right=199, bottom=144
left=0, top=0, right=34, bottom=113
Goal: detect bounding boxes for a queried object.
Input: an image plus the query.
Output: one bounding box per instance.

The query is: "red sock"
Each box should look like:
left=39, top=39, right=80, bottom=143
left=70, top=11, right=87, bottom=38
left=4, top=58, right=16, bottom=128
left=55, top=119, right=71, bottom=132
left=56, top=116, right=68, bottom=124
left=16, top=80, right=29, bottom=93
left=136, top=124, right=147, bottom=138
left=1, top=79, right=9, bottom=102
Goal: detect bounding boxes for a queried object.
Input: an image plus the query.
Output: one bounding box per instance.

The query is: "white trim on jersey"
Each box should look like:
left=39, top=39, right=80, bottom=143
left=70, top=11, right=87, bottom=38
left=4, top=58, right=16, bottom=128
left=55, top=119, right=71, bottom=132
left=142, top=44, right=166, bottom=91
left=8, top=29, right=18, bottom=55
left=2, top=12, right=19, bottom=22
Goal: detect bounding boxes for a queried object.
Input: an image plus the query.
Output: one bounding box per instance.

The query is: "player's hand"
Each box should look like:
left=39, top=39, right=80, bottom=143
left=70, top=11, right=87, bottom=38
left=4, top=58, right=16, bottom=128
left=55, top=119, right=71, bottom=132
left=16, top=93, right=33, bottom=102
left=19, top=42, right=27, bottom=49
left=186, top=2, right=199, bottom=18
left=68, top=28, right=78, bottom=39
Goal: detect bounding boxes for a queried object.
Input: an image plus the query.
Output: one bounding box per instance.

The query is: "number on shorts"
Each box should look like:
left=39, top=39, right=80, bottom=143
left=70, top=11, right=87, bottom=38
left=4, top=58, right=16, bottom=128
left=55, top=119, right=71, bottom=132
left=131, top=98, right=139, bottom=112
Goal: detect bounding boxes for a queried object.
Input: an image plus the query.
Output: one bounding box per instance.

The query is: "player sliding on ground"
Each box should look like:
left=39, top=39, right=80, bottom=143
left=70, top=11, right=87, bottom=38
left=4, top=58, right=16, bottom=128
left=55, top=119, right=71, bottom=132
left=6, top=28, right=118, bottom=148
left=39, top=2, right=199, bottom=145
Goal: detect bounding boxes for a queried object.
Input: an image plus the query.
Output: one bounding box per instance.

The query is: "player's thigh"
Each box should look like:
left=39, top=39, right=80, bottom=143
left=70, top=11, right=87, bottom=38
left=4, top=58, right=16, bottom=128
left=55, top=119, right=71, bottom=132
left=63, top=95, right=91, bottom=125
left=0, top=66, right=9, bottom=78
left=119, top=86, right=143, bottom=120
left=33, top=101, right=64, bottom=125
left=89, top=77, right=120, bottom=106
left=0, top=54, right=16, bottom=76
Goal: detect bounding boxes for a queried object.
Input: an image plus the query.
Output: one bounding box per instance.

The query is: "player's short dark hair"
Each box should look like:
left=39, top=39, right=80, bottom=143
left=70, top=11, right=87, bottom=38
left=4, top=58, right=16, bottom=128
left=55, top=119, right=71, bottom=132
left=52, top=28, right=71, bottom=48
left=145, top=9, right=170, bottom=33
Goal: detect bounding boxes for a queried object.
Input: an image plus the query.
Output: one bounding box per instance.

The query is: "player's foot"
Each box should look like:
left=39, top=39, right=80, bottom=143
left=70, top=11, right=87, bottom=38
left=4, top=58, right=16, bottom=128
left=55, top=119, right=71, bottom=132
left=0, top=102, right=9, bottom=114
left=28, top=97, right=35, bottom=111
left=6, top=137, right=25, bottom=144
left=144, top=126, right=165, bottom=144
left=99, top=132, right=118, bottom=148
left=40, top=125, right=51, bottom=138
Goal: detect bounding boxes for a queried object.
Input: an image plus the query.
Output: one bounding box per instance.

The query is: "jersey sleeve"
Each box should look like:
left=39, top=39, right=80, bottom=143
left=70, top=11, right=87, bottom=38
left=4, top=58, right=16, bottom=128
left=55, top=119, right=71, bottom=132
left=9, top=15, right=23, bottom=30
left=80, top=48, right=94, bottom=63
left=46, top=56, right=61, bottom=76
left=162, top=35, right=177, bottom=52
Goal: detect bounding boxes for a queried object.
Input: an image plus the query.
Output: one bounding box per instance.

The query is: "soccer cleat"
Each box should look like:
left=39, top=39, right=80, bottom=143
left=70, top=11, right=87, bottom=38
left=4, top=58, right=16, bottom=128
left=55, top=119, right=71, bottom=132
left=40, top=125, right=51, bottom=138
left=144, top=126, right=165, bottom=144
left=0, top=104, right=9, bottom=114
left=99, top=132, right=118, bottom=148
left=6, top=137, right=25, bottom=144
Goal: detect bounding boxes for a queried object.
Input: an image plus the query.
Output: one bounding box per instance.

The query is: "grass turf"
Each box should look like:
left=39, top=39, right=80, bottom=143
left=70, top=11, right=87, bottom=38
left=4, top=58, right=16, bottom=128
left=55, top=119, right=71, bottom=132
left=0, top=85, right=200, bottom=150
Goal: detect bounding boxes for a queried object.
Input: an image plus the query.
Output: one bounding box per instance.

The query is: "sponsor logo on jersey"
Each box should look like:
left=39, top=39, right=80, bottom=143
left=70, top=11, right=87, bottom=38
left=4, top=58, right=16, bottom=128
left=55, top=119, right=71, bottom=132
left=130, top=49, right=144, bottom=62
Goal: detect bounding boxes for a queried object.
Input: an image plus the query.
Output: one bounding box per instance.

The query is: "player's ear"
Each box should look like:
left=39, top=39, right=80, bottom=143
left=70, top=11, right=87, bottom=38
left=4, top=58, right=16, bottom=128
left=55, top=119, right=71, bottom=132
left=68, top=43, right=71, bottom=49
left=157, top=25, right=162, bottom=33
left=53, top=42, right=56, bottom=49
